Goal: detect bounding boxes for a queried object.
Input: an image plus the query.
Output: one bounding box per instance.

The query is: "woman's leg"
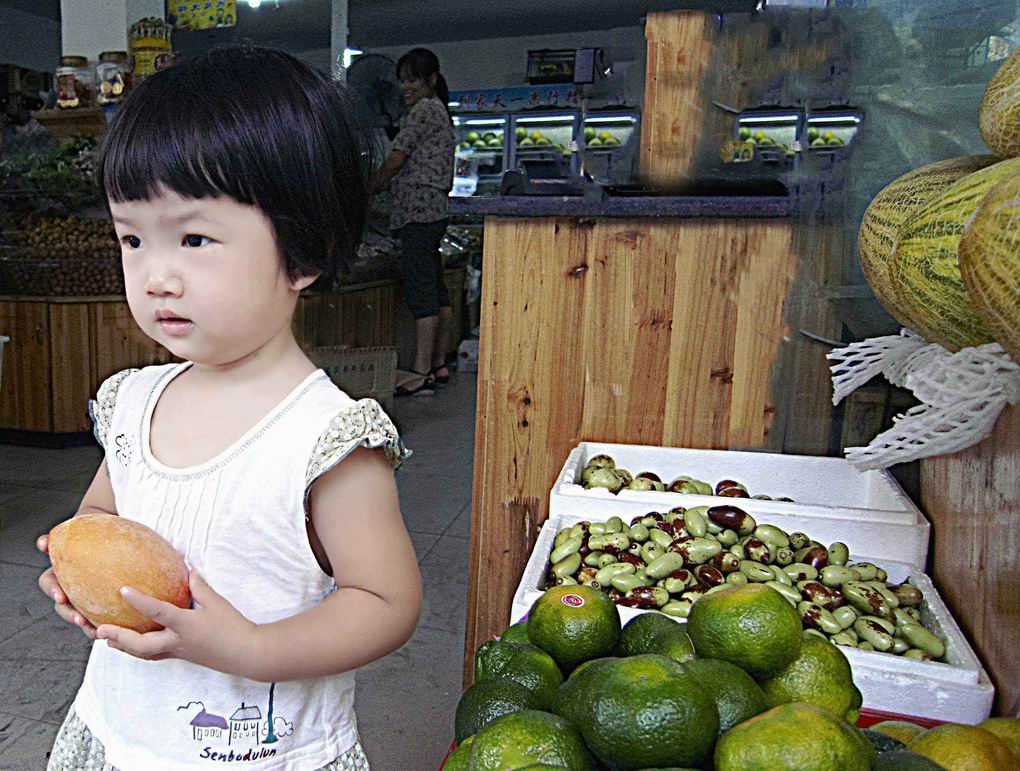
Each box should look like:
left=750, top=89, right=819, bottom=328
left=414, top=315, right=439, bottom=377
left=432, top=305, right=452, bottom=376
left=430, top=219, right=453, bottom=378
left=395, top=222, right=443, bottom=395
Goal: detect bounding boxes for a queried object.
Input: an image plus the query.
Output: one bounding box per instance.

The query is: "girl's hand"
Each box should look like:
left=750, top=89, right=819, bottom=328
left=96, top=569, right=261, bottom=679
left=37, top=534, right=98, bottom=640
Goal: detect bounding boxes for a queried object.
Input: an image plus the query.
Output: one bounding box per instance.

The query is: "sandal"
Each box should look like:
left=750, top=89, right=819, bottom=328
left=395, top=371, right=435, bottom=398
left=430, top=364, right=450, bottom=385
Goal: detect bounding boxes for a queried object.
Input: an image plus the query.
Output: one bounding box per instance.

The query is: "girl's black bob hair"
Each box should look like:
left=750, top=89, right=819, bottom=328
left=96, top=46, right=374, bottom=284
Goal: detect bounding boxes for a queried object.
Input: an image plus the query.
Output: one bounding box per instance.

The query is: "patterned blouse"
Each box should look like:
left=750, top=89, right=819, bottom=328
left=390, top=95, right=455, bottom=231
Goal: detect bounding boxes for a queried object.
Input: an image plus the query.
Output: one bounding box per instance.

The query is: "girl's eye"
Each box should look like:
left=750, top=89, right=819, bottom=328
left=121, top=235, right=141, bottom=249
left=183, top=234, right=211, bottom=248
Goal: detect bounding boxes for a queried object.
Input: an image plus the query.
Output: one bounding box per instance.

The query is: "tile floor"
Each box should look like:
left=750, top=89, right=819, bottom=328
left=0, top=372, right=476, bottom=771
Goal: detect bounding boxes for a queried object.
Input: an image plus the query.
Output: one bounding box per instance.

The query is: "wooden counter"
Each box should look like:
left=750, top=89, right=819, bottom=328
left=0, top=269, right=465, bottom=437
left=462, top=210, right=840, bottom=679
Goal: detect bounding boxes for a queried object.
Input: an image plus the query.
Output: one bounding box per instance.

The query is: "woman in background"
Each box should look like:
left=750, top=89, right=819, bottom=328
left=373, top=48, right=456, bottom=397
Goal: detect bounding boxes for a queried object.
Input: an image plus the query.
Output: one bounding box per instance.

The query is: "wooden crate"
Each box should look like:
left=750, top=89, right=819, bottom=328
left=922, top=405, right=1020, bottom=716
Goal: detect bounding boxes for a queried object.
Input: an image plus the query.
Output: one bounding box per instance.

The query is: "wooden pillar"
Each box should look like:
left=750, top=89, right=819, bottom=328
left=640, top=11, right=716, bottom=184
left=921, top=404, right=1020, bottom=717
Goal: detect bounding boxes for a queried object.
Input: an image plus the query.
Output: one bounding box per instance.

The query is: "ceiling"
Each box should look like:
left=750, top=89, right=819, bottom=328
left=0, top=0, right=59, bottom=17
left=348, top=0, right=697, bottom=47
left=0, top=1, right=742, bottom=51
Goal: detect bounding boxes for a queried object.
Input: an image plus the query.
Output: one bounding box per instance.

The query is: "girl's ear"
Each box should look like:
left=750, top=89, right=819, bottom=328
left=291, top=273, right=319, bottom=292
left=428, top=72, right=438, bottom=89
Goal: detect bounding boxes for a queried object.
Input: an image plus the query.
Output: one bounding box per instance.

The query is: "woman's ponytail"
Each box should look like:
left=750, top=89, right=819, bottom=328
left=434, top=72, right=451, bottom=117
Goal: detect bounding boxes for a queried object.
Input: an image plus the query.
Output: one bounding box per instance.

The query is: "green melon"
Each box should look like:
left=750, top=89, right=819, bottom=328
left=980, top=47, right=1020, bottom=159
left=958, top=170, right=1020, bottom=363
left=888, top=157, right=1020, bottom=350
left=858, top=156, right=998, bottom=329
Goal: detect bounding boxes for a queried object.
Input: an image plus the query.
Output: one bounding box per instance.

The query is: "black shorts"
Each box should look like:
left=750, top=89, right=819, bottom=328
left=394, top=219, right=451, bottom=319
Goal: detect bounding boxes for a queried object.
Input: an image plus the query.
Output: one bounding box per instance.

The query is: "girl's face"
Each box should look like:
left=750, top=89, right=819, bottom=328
left=398, top=68, right=434, bottom=108
left=110, top=187, right=315, bottom=368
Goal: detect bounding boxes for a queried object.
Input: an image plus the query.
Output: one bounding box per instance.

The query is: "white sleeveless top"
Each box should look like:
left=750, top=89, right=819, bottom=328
left=73, top=362, right=408, bottom=771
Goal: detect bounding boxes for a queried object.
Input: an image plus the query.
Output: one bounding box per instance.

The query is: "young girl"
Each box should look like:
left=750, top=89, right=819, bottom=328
left=36, top=46, right=422, bottom=770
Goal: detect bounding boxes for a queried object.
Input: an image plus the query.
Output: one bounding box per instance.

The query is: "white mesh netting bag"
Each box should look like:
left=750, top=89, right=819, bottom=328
left=829, top=329, right=1020, bottom=470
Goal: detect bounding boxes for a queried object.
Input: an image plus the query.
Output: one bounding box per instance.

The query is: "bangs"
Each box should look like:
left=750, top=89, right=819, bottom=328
left=97, top=66, right=257, bottom=205
left=93, top=46, right=373, bottom=283
left=396, top=49, right=438, bottom=83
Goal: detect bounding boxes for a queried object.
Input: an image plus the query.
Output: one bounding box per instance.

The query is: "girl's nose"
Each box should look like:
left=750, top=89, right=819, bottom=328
left=144, top=270, right=183, bottom=297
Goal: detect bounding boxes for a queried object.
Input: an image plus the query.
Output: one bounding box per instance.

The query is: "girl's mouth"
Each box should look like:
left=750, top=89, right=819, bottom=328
left=155, top=313, right=194, bottom=336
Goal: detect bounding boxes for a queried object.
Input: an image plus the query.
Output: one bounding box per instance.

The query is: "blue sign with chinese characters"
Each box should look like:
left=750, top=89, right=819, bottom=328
left=448, top=84, right=580, bottom=113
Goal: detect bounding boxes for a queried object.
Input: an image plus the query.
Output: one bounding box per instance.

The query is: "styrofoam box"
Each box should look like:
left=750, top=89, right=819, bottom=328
left=511, top=511, right=994, bottom=724
left=551, top=442, right=930, bottom=567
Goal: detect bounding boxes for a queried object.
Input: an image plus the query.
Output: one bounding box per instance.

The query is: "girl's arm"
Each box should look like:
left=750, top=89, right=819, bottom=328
left=245, top=445, right=422, bottom=680
left=37, top=459, right=120, bottom=638
left=98, top=447, right=423, bottom=682
left=74, top=459, right=120, bottom=516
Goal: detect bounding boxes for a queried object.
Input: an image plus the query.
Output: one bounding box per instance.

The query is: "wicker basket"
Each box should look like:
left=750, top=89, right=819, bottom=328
left=0, top=253, right=124, bottom=296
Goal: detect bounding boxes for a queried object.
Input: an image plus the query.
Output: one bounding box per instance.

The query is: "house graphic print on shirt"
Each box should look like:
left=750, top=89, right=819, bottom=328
left=190, top=708, right=228, bottom=742
left=178, top=684, right=294, bottom=760
left=229, top=703, right=262, bottom=746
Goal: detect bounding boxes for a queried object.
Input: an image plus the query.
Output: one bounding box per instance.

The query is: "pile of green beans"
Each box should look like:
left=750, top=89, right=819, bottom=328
left=544, top=506, right=946, bottom=663
left=579, top=453, right=794, bottom=501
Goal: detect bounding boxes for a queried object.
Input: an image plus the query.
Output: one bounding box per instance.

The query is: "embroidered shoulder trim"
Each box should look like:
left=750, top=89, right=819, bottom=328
left=305, top=399, right=411, bottom=489
left=88, top=368, right=139, bottom=450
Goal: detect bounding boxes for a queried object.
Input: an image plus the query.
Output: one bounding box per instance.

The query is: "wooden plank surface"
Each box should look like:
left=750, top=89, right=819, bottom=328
left=0, top=272, right=468, bottom=433
left=465, top=218, right=591, bottom=682
left=921, top=404, right=1020, bottom=717
left=771, top=216, right=846, bottom=455
left=641, top=10, right=839, bottom=185
left=0, top=300, right=52, bottom=432
left=49, top=303, right=93, bottom=433
left=90, top=301, right=173, bottom=385
left=641, top=11, right=715, bottom=184
left=464, top=216, right=801, bottom=681
left=338, top=284, right=397, bottom=349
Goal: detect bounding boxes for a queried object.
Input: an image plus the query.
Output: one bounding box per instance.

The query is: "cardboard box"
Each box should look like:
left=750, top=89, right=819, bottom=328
left=457, top=339, right=479, bottom=373
left=308, top=346, right=397, bottom=412
left=511, top=511, right=993, bottom=725
left=551, top=442, right=930, bottom=567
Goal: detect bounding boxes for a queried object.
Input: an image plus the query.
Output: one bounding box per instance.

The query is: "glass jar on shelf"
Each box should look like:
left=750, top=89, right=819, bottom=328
left=95, top=51, right=129, bottom=106
left=55, top=55, right=95, bottom=109
left=129, top=16, right=173, bottom=82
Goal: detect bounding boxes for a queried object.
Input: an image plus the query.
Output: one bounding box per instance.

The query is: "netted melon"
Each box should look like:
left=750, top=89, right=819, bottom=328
left=858, top=155, right=999, bottom=327
left=980, top=47, right=1020, bottom=158
left=959, top=170, right=1020, bottom=362
left=889, top=157, right=1020, bottom=350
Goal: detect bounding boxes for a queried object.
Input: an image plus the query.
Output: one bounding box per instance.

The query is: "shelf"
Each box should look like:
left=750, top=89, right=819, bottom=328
left=31, top=108, right=107, bottom=141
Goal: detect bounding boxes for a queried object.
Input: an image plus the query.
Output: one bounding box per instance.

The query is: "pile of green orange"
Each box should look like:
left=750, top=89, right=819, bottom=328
left=446, top=584, right=1020, bottom=771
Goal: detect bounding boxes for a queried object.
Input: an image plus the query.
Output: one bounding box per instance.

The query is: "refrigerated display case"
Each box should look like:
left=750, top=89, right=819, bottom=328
left=734, top=108, right=800, bottom=164
left=452, top=114, right=509, bottom=196
left=804, top=108, right=863, bottom=154
left=580, top=111, right=640, bottom=184
left=508, top=112, right=580, bottom=174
